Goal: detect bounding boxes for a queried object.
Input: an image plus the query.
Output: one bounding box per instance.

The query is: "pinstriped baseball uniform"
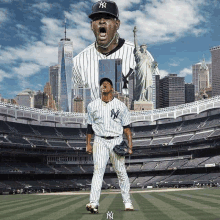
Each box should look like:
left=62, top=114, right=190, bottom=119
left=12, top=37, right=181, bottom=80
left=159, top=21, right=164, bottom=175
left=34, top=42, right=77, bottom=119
left=87, top=97, right=132, bottom=206
left=72, top=38, right=136, bottom=101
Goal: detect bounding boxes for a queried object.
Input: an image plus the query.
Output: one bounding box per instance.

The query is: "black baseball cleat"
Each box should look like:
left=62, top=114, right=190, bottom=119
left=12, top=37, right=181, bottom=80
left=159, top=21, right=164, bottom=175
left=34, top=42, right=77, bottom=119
left=86, top=202, right=99, bottom=214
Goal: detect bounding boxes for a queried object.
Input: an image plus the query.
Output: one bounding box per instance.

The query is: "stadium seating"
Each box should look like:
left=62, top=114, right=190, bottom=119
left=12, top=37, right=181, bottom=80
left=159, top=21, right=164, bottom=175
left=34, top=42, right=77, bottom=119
left=127, top=164, right=142, bottom=172
left=0, top=136, right=9, bottom=143
left=55, top=127, right=81, bottom=138
left=182, top=157, right=209, bottom=168
left=209, top=129, right=220, bottom=137
left=171, top=134, right=193, bottom=143
left=0, top=121, right=11, bottom=133
left=168, top=159, right=188, bottom=169
left=31, top=125, right=57, bottom=137
left=6, top=135, right=31, bottom=145
left=50, top=165, right=72, bottom=174
left=199, top=155, right=220, bottom=165
left=154, top=161, right=173, bottom=170
left=133, top=139, right=151, bottom=147
left=202, top=114, right=220, bottom=128
left=180, top=118, right=207, bottom=132
left=28, top=163, right=55, bottom=174
left=47, top=140, right=69, bottom=148
left=144, top=175, right=168, bottom=186
left=132, top=125, right=157, bottom=137
left=2, top=102, right=220, bottom=193
left=6, top=122, right=35, bottom=136
left=142, top=162, right=158, bottom=170
left=28, top=138, right=49, bottom=147
left=130, top=176, right=154, bottom=188
left=151, top=137, right=172, bottom=145
left=81, top=165, right=94, bottom=173
left=190, top=130, right=213, bottom=140
left=68, top=142, right=85, bottom=148
left=156, top=122, right=182, bottom=135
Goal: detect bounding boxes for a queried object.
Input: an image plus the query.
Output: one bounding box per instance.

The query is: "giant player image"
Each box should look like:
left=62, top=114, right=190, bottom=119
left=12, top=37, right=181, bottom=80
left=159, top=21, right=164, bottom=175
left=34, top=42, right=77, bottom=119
left=72, top=0, right=136, bottom=101
left=86, top=78, right=134, bottom=213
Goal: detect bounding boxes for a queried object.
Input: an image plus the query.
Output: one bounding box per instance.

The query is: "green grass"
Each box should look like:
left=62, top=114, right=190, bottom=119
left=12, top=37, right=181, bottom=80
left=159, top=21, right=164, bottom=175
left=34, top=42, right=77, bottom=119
left=0, top=188, right=220, bottom=220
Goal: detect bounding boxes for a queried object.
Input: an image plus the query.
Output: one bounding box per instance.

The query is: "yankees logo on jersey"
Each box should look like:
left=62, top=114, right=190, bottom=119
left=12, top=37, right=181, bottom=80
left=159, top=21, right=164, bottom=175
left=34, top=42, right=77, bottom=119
left=111, top=109, right=120, bottom=119
left=72, top=39, right=136, bottom=101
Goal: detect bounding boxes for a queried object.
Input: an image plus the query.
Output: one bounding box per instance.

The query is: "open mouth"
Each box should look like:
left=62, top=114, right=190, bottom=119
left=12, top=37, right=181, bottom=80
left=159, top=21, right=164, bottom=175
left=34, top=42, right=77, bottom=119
left=99, top=27, right=107, bottom=39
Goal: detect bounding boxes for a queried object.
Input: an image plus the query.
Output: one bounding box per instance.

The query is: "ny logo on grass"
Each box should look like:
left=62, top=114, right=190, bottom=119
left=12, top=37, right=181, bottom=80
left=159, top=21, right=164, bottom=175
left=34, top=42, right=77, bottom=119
left=106, top=211, right=114, bottom=219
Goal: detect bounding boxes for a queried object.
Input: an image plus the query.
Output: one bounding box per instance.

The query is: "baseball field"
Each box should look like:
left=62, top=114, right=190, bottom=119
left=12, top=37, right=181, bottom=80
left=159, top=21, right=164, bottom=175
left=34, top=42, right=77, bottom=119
left=0, top=188, right=220, bottom=220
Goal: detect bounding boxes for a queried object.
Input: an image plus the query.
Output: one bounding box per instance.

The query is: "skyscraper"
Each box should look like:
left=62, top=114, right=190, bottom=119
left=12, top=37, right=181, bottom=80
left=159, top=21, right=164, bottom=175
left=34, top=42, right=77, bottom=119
left=185, top=83, right=195, bottom=103
left=44, top=82, right=57, bottom=111
left=49, top=65, right=59, bottom=104
left=155, top=74, right=160, bottom=109
left=159, top=74, right=185, bottom=108
left=58, top=20, right=73, bottom=112
left=192, top=58, right=211, bottom=98
left=99, top=59, right=123, bottom=93
left=210, top=46, right=220, bottom=96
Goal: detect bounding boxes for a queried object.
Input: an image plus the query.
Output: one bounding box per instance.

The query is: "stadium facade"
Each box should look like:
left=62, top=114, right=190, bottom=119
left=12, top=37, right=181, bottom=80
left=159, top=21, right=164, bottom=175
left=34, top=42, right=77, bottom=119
left=1, top=96, right=220, bottom=193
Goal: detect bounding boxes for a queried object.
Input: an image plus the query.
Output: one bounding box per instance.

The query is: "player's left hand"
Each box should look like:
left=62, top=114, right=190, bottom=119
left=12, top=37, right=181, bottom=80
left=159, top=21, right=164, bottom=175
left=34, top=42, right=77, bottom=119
left=128, top=148, right=133, bottom=154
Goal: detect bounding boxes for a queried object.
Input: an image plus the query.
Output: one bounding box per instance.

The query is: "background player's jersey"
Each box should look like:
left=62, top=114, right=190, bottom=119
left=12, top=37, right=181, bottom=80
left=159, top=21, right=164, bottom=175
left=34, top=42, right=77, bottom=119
left=72, top=39, right=136, bottom=101
left=87, top=98, right=130, bottom=137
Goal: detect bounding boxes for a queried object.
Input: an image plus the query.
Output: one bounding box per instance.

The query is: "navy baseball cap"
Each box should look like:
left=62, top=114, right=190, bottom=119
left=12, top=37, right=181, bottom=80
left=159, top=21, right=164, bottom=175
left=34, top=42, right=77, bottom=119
left=89, top=1, right=119, bottom=20
left=100, top=78, right=113, bottom=87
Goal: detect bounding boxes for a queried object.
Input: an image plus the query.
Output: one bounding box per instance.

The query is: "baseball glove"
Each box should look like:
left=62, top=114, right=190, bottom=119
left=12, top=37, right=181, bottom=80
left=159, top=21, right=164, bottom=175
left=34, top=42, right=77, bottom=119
left=113, top=141, right=129, bottom=156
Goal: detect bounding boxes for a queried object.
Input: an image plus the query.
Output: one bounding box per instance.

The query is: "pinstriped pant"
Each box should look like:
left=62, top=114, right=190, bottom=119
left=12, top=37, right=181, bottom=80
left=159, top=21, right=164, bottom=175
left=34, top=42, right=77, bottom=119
left=90, top=135, right=131, bottom=206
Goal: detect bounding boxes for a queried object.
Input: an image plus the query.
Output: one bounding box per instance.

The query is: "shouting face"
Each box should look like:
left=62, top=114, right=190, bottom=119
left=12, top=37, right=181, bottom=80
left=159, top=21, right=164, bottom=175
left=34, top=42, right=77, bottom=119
left=91, top=13, right=120, bottom=48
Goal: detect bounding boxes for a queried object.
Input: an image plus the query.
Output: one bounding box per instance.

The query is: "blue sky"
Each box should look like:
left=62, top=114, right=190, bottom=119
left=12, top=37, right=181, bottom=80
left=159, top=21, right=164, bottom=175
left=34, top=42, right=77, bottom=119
left=0, top=0, right=220, bottom=99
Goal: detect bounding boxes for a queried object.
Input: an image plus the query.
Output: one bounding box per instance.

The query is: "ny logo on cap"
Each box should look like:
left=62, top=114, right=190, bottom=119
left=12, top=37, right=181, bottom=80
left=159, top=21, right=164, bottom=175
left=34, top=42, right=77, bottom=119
left=99, top=1, right=107, bottom=8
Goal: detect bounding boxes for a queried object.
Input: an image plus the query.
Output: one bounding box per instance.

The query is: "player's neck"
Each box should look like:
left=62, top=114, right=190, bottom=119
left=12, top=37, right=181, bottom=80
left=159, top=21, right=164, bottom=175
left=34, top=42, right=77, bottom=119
left=96, top=40, right=118, bottom=55
left=101, top=93, right=113, bottom=103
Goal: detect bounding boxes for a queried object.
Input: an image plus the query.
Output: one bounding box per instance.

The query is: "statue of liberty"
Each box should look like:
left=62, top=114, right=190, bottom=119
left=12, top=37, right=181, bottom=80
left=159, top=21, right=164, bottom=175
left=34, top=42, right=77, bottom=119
left=133, top=26, right=153, bottom=101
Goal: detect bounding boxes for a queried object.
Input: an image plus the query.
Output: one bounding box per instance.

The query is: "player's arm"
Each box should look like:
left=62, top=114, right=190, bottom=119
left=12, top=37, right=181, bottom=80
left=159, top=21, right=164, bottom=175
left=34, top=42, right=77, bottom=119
left=86, top=124, right=94, bottom=154
left=122, top=104, right=132, bottom=154
left=123, top=126, right=133, bottom=155
left=86, top=104, right=94, bottom=154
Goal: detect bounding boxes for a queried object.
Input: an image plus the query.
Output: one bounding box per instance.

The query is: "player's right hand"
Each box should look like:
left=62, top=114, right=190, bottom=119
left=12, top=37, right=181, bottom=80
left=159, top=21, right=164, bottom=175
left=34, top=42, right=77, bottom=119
left=86, top=144, right=93, bottom=154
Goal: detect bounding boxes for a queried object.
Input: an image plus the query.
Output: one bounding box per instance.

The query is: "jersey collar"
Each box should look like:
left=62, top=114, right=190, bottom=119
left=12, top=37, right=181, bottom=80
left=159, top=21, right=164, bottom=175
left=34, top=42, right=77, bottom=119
left=101, top=97, right=115, bottom=104
left=96, top=38, right=125, bottom=57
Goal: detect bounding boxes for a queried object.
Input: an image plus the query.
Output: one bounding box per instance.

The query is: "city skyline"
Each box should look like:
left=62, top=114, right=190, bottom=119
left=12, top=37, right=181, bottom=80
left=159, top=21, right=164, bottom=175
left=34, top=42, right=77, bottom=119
left=0, top=0, right=220, bottom=99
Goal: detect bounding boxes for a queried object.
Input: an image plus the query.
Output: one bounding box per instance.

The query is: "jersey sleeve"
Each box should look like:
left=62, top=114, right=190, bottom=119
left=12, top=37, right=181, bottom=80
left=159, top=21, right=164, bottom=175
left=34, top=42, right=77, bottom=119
left=121, top=105, right=130, bottom=126
left=87, top=104, right=93, bottom=125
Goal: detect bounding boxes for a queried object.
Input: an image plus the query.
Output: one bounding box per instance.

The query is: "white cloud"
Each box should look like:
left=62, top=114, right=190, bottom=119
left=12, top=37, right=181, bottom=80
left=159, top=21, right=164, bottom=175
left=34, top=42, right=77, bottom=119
left=119, top=0, right=206, bottom=44
left=32, top=2, right=52, bottom=12
left=159, top=70, right=169, bottom=78
left=15, top=24, right=38, bottom=42
left=170, top=63, right=179, bottom=67
left=179, top=67, right=192, bottom=77
left=0, top=41, right=58, bottom=66
left=13, top=63, right=42, bottom=77
left=0, top=8, right=9, bottom=25
left=0, top=69, right=12, bottom=82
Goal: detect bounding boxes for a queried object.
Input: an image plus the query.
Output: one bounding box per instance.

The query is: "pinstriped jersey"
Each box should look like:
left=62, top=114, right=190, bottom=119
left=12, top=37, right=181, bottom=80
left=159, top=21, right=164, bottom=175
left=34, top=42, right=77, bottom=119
left=87, top=98, right=130, bottom=137
left=72, top=39, right=136, bottom=101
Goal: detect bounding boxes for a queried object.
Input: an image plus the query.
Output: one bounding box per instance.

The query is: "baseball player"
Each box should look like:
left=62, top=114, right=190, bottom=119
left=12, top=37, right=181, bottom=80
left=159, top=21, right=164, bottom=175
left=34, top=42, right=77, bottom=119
left=72, top=0, right=136, bottom=101
left=86, top=78, right=134, bottom=213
